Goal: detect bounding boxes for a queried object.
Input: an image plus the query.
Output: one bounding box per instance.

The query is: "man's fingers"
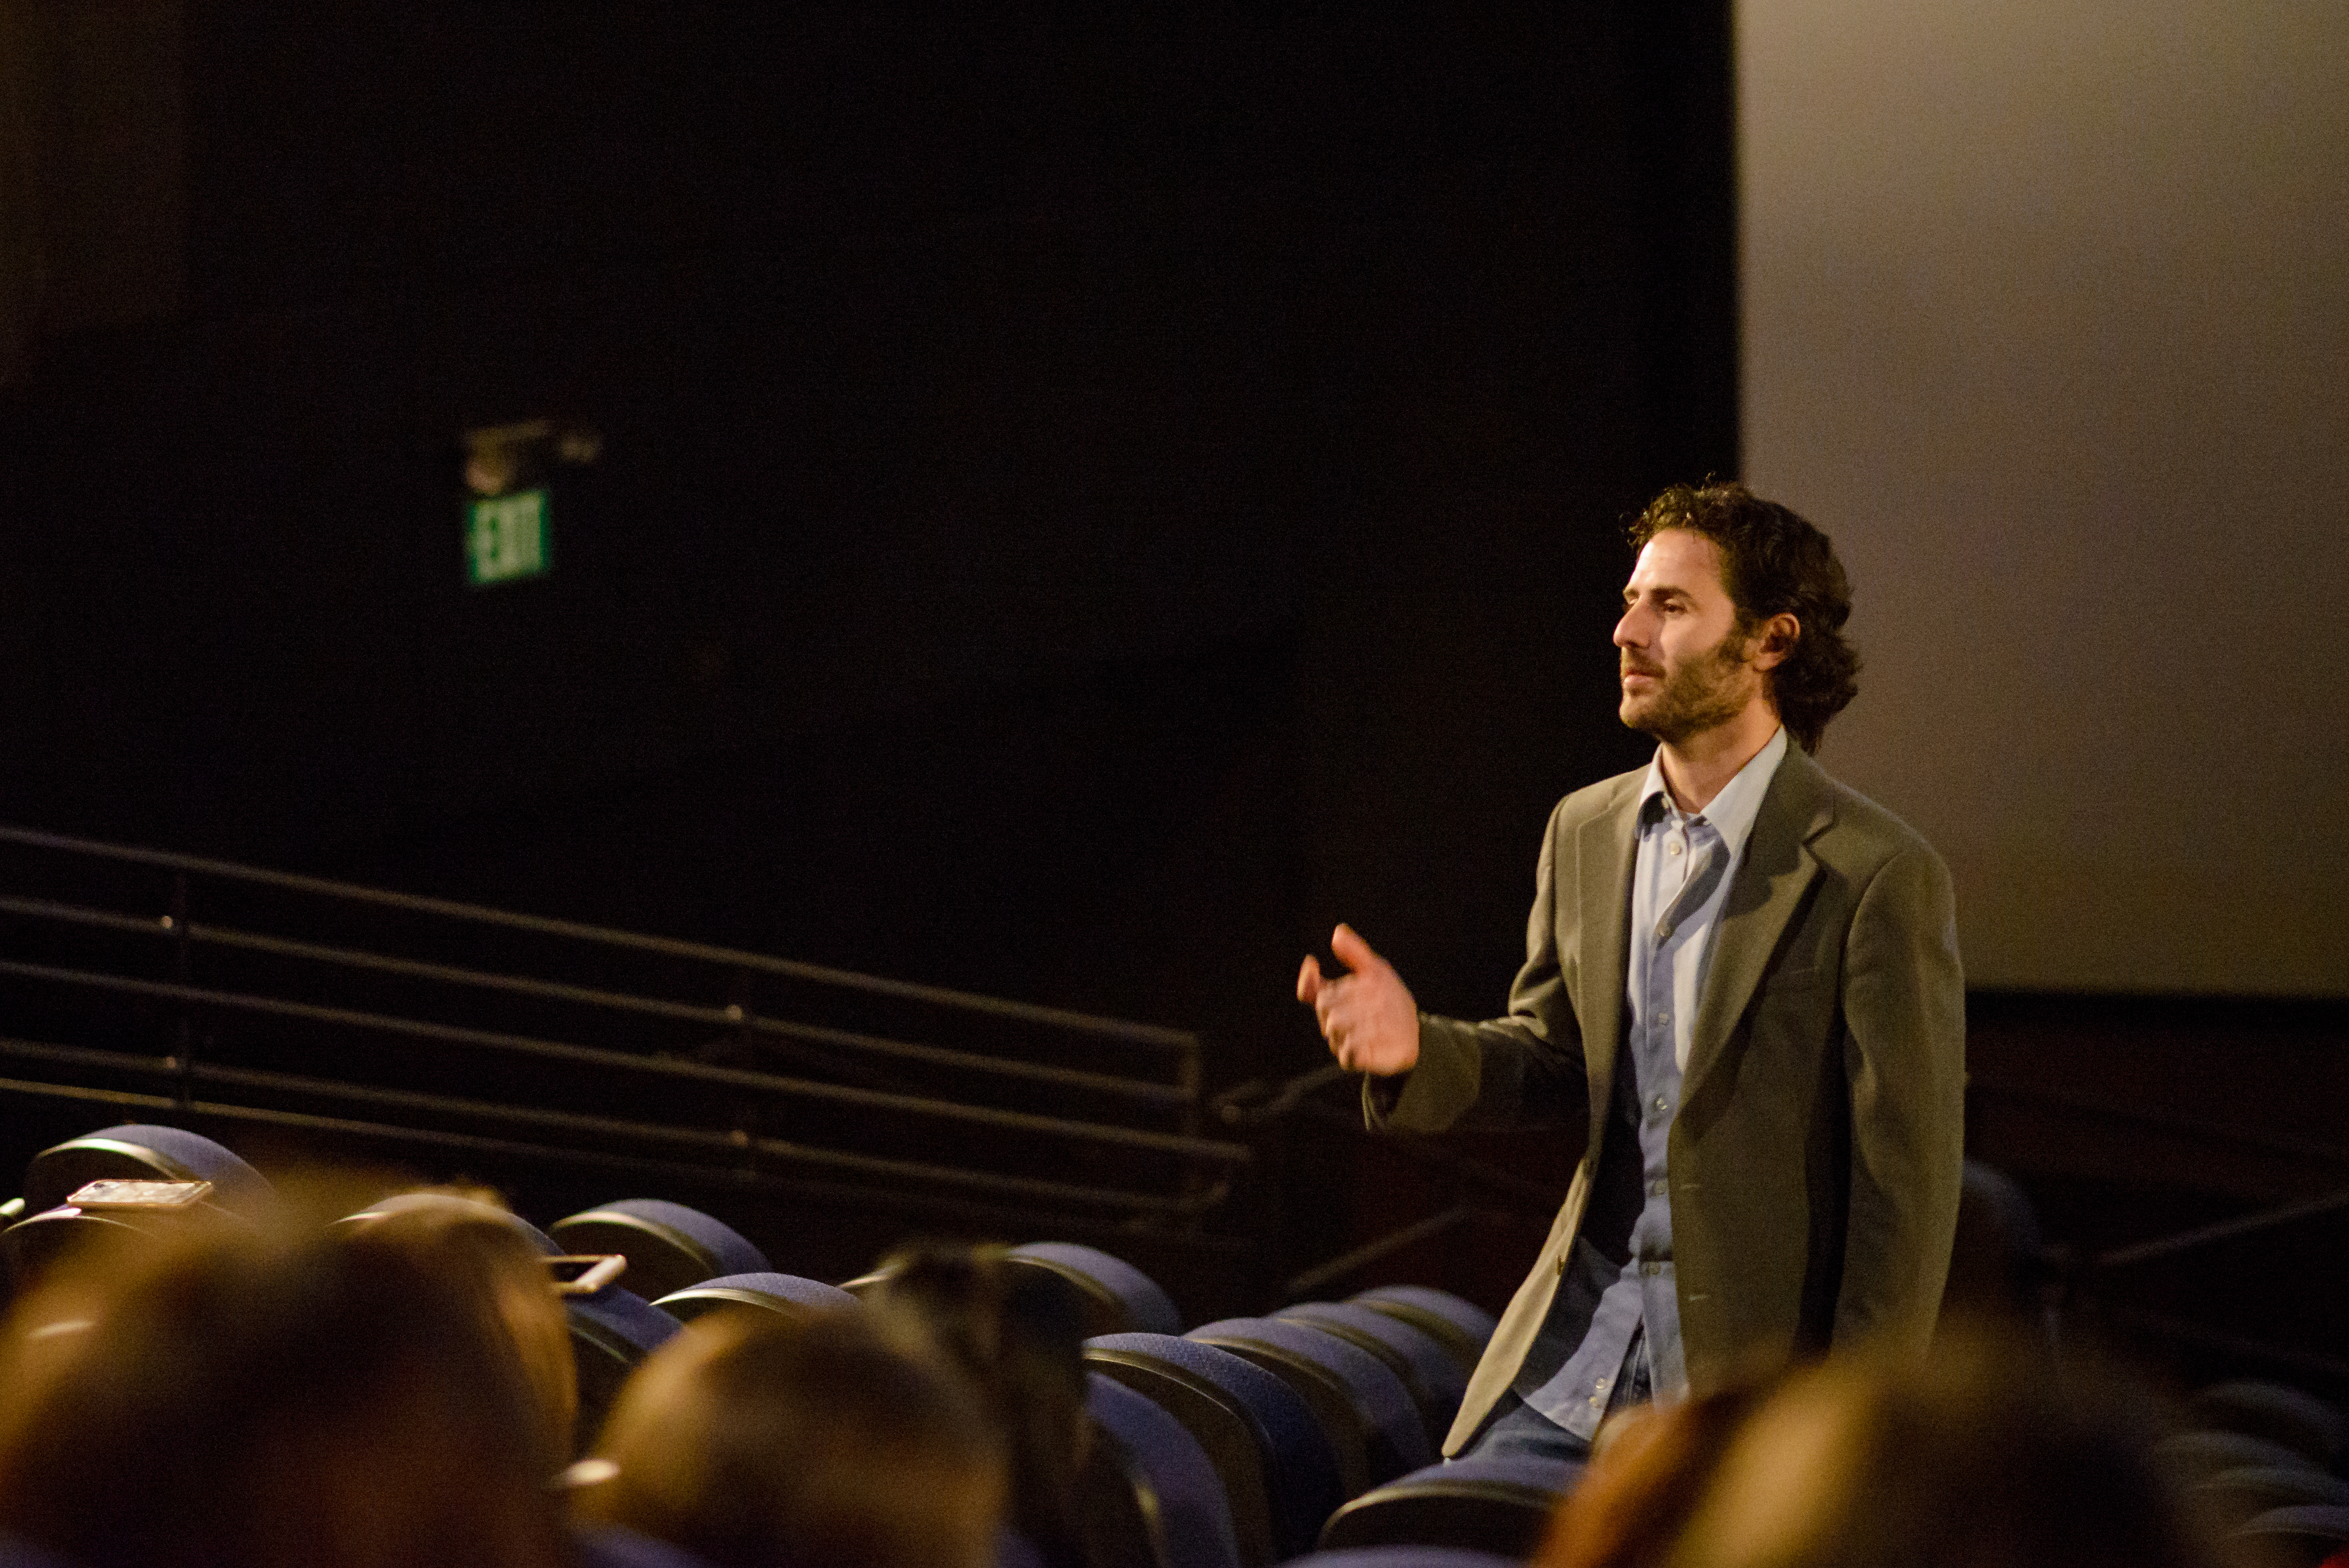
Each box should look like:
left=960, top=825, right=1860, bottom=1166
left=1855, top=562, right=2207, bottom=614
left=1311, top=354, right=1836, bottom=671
left=1330, top=922, right=1386, bottom=976
left=1296, top=953, right=1325, bottom=1004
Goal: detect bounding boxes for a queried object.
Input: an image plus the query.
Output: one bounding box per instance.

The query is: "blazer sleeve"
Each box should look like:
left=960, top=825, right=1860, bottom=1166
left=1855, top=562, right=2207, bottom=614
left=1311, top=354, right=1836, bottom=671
left=1363, top=797, right=1592, bottom=1135
left=1833, top=839, right=1967, bottom=1352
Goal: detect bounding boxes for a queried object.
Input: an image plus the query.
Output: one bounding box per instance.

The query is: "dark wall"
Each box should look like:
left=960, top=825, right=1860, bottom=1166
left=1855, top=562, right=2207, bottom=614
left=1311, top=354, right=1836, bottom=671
left=0, top=3, right=1737, bottom=1083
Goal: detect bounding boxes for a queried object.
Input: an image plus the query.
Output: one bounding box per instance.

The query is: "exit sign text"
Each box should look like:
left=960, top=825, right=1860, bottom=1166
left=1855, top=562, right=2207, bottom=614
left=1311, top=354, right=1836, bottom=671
left=466, top=490, right=550, bottom=587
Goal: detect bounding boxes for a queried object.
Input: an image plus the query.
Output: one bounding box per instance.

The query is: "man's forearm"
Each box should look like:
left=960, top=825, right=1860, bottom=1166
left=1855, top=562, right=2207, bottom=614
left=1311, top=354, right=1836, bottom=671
left=1364, top=1010, right=1585, bottom=1135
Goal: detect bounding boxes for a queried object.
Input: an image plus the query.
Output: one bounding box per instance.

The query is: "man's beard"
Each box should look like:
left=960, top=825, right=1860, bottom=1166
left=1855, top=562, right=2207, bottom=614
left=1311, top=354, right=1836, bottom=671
left=1620, top=626, right=1754, bottom=744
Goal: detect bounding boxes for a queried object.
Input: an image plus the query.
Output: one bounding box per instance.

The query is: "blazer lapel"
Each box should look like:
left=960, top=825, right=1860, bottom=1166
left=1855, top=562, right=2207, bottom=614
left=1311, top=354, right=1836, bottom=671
left=1574, top=776, right=1641, bottom=1117
left=1684, top=746, right=1835, bottom=1097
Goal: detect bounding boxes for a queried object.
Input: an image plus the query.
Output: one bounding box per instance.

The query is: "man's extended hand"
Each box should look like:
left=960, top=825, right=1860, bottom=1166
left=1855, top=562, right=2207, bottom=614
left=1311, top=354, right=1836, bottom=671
left=1296, top=923, right=1420, bottom=1076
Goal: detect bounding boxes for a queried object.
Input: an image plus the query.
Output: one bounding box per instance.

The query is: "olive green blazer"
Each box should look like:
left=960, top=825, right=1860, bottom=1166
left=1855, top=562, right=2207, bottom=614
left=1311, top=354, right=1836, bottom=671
left=1367, top=744, right=1965, bottom=1455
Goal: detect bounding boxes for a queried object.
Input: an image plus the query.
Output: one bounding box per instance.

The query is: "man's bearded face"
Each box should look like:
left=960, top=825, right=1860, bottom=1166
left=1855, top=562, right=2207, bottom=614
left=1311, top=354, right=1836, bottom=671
left=1619, top=618, right=1756, bottom=744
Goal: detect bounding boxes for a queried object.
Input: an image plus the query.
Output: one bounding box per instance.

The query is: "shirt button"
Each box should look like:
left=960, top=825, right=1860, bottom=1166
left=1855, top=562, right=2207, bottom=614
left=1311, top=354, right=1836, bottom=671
left=1594, top=1378, right=1609, bottom=1392
left=1656, top=921, right=1672, bottom=941
left=1654, top=1096, right=1669, bottom=1111
left=1650, top=1179, right=1669, bottom=1196
left=1667, top=839, right=1683, bottom=856
left=1643, top=1262, right=1662, bottom=1277
left=1656, top=1010, right=1670, bottom=1024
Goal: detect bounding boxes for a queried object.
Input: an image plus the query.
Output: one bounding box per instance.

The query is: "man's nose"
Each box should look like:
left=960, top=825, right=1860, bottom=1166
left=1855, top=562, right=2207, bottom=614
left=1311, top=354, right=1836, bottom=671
left=1613, top=605, right=1644, bottom=648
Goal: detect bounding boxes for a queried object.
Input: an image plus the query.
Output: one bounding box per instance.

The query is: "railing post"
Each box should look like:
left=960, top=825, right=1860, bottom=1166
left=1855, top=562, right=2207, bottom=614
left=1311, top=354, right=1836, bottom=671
left=1177, top=1034, right=1206, bottom=1218
left=169, top=870, right=193, bottom=1111
left=724, top=966, right=763, bottom=1176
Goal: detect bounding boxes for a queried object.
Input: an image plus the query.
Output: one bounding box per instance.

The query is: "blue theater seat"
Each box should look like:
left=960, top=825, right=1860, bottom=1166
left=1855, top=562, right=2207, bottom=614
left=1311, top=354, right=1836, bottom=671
left=1282, top=1551, right=1521, bottom=1568
left=1087, top=1370, right=1244, bottom=1568
left=2156, top=1430, right=2318, bottom=1484
left=1317, top=1451, right=1584, bottom=1557
left=2236, top=1504, right=2349, bottom=1568
left=571, top=1522, right=720, bottom=1568
left=6, top=1125, right=277, bottom=1289
left=652, top=1271, right=858, bottom=1324
left=568, top=1283, right=684, bottom=1450
left=995, top=1529, right=1050, bottom=1568
left=0, top=1535, right=74, bottom=1568
left=551, top=1198, right=772, bottom=1302
left=1086, top=1331, right=1344, bottom=1568
left=2191, top=1467, right=2349, bottom=1532
left=1347, top=1287, right=1496, bottom=1383
left=1275, top=1302, right=1470, bottom=1452
left=2190, top=1382, right=2348, bottom=1473
left=1188, top=1317, right=1433, bottom=1495
left=23, top=1123, right=272, bottom=1213
left=1010, top=1242, right=1184, bottom=1337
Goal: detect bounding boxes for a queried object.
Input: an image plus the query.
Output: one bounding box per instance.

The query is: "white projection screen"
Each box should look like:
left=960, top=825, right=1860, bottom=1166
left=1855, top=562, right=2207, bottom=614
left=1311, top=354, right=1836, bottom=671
left=1737, top=0, right=2349, bottom=997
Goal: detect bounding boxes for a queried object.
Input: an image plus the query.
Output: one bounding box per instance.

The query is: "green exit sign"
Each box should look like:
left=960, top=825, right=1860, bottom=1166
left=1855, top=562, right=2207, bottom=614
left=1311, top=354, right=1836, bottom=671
left=466, top=489, right=550, bottom=586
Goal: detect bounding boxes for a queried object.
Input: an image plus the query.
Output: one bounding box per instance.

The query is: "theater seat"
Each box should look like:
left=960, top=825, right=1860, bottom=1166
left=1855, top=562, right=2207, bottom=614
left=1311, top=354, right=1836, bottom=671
left=1275, top=1302, right=1470, bottom=1452
left=995, top=1530, right=1050, bottom=1568
left=23, top=1124, right=272, bottom=1214
left=2157, top=1430, right=2318, bottom=1484
left=1348, top=1287, right=1496, bottom=1381
left=653, top=1272, right=858, bottom=1324
left=1188, top=1317, right=1434, bottom=1495
left=2190, top=1467, right=2349, bottom=1533
left=571, top=1522, right=719, bottom=1568
left=551, top=1199, right=772, bottom=1302
left=1010, top=1242, right=1184, bottom=1337
left=7, top=1126, right=274, bottom=1289
left=0, top=1532, right=76, bottom=1568
left=1282, top=1551, right=1521, bottom=1568
left=2191, top=1382, right=2349, bottom=1473
left=1317, top=1452, right=1585, bottom=1557
left=1086, top=1372, right=1244, bottom=1568
left=1086, top=1331, right=1344, bottom=1568
left=569, top=1284, right=684, bottom=1450
left=3, top=1203, right=155, bottom=1289
left=2235, top=1504, right=2349, bottom=1568
left=1938, top=1159, right=2047, bottom=1326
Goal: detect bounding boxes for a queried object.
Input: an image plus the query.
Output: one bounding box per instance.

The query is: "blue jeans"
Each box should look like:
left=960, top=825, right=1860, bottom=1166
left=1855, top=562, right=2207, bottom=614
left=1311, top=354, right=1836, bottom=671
left=1465, top=1325, right=1655, bottom=1461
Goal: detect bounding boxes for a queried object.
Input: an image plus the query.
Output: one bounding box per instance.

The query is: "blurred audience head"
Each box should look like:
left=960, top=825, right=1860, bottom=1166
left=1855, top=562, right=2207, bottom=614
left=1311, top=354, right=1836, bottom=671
left=862, top=1242, right=1095, bottom=1568
left=1536, top=1379, right=1782, bottom=1568
left=576, top=1308, right=1005, bottom=1568
left=1667, top=1329, right=2219, bottom=1568
left=0, top=1215, right=568, bottom=1568
left=341, top=1187, right=578, bottom=1464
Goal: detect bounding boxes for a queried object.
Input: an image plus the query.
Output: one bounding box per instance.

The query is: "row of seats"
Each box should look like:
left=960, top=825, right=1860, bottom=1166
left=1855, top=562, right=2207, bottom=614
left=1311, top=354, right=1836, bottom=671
left=39, top=1123, right=2340, bottom=1568
left=2157, top=1381, right=2349, bottom=1568
left=0, top=1123, right=1591, bottom=1567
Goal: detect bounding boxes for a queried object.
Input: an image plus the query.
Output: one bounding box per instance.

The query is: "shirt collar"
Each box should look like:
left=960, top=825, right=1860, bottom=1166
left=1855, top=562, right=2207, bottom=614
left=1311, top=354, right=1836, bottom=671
left=1637, top=725, right=1789, bottom=859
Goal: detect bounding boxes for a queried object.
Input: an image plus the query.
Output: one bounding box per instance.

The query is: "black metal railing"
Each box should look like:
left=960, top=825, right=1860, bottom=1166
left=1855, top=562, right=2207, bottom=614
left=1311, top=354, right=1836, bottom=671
left=0, top=824, right=1249, bottom=1235
left=1969, top=1073, right=2349, bottom=1388
left=1212, top=1060, right=1566, bottom=1302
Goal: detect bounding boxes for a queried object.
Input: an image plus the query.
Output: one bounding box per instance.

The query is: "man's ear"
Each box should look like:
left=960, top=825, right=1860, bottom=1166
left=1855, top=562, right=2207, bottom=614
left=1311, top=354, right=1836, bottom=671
left=1749, top=612, right=1801, bottom=672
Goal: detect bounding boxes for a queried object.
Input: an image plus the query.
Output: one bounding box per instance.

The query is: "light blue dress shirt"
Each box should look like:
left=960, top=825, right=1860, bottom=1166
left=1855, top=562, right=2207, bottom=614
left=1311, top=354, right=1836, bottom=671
left=1514, top=726, right=1789, bottom=1439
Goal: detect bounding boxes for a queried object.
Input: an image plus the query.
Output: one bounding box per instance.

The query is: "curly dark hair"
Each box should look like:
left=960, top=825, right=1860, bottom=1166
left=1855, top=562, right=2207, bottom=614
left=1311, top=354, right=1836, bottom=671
left=1627, top=481, right=1861, bottom=753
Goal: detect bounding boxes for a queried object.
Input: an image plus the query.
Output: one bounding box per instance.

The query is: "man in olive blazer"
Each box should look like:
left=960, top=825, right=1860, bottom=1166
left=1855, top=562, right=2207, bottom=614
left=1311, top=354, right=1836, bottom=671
left=1301, top=483, right=1965, bottom=1457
